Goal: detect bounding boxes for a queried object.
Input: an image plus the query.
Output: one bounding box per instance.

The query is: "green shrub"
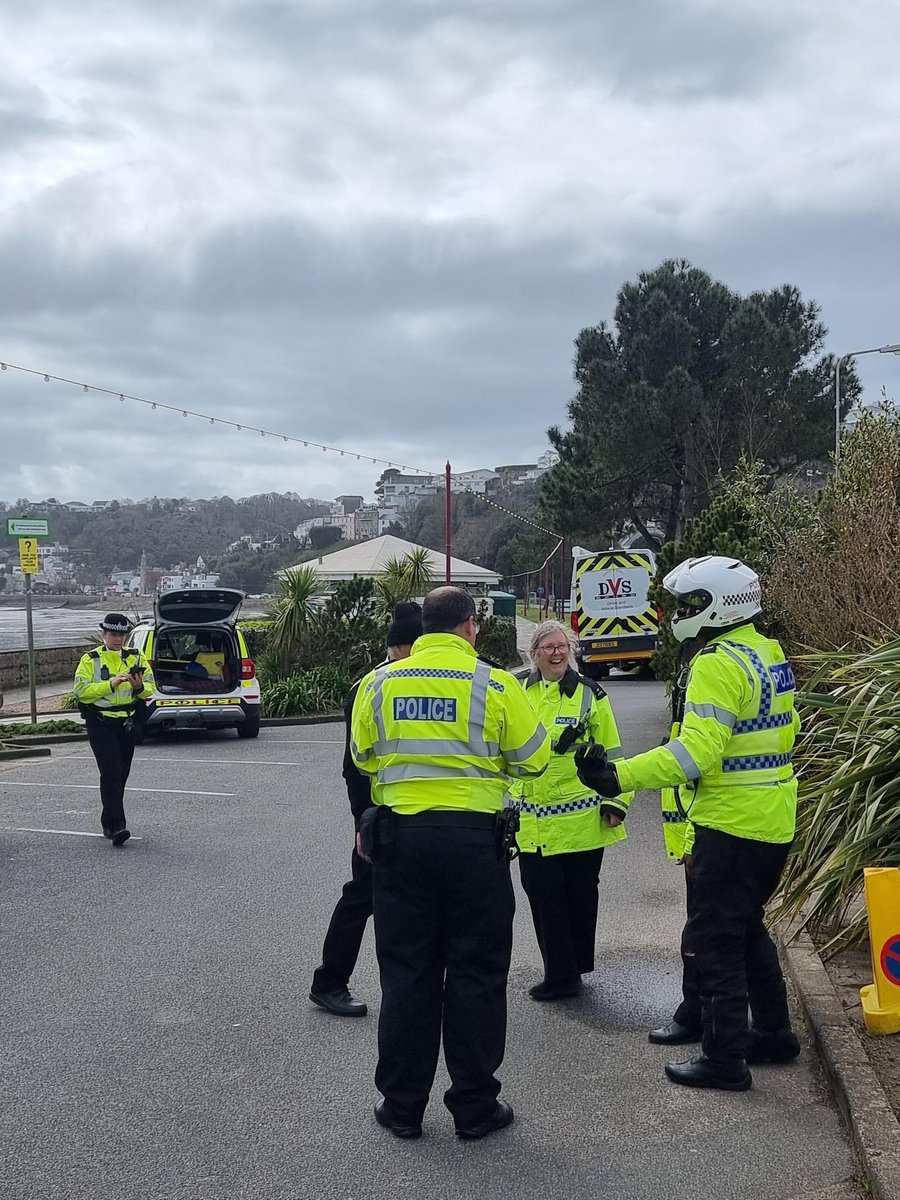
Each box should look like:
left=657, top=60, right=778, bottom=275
left=238, top=623, right=270, bottom=662
left=60, top=691, right=79, bottom=711
left=475, top=616, right=520, bottom=668
left=773, top=638, right=900, bottom=953
left=261, top=667, right=351, bottom=718
left=1, top=719, right=84, bottom=736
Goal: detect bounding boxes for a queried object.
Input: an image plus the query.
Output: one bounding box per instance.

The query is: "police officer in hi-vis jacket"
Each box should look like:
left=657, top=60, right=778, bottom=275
left=73, top=613, right=154, bottom=846
left=576, top=557, right=802, bottom=1092
left=351, top=586, right=548, bottom=1141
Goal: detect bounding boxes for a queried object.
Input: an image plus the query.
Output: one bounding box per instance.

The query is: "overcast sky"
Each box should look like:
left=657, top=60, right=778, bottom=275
left=1, top=0, right=899, bottom=507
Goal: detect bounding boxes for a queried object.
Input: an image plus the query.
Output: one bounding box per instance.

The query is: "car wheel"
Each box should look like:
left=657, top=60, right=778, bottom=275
left=237, top=709, right=261, bottom=739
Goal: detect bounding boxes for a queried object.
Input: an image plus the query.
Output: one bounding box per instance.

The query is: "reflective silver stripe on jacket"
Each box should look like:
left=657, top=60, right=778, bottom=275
left=713, top=643, right=757, bottom=690
left=503, top=724, right=547, bottom=763
left=378, top=763, right=500, bottom=784
left=579, top=684, right=593, bottom=723
left=351, top=736, right=374, bottom=763
left=729, top=643, right=773, bottom=718
left=685, top=701, right=737, bottom=729
left=665, top=738, right=702, bottom=781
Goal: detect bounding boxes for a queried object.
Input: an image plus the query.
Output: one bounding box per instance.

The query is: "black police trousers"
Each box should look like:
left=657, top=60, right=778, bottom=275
left=672, top=863, right=701, bottom=1031
left=311, top=846, right=373, bottom=994
left=683, top=823, right=792, bottom=1064
left=519, top=847, right=605, bottom=985
left=372, top=810, right=515, bottom=1129
left=86, top=715, right=136, bottom=833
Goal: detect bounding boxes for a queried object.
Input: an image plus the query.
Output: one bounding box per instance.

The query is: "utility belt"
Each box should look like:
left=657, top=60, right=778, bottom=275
left=81, top=699, right=146, bottom=732
left=359, top=805, right=519, bottom=863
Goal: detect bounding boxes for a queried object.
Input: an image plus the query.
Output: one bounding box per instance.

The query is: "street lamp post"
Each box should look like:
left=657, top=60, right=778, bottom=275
left=834, top=343, right=900, bottom=468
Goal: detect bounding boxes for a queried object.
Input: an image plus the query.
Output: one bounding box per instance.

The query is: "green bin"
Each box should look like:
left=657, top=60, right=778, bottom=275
left=488, top=591, right=517, bottom=618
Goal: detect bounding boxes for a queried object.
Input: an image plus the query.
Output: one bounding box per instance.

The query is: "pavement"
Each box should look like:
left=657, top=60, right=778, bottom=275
left=0, top=681, right=75, bottom=726
left=0, top=679, right=861, bottom=1200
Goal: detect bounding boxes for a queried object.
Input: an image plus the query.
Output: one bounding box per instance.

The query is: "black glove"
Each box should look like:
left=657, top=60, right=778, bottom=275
left=574, top=744, right=622, bottom=797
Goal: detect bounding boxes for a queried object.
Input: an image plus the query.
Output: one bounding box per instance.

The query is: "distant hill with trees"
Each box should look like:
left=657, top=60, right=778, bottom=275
left=0, top=493, right=329, bottom=579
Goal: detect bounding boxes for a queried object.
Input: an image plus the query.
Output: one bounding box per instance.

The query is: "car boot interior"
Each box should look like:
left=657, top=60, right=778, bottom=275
left=153, top=628, right=238, bottom=694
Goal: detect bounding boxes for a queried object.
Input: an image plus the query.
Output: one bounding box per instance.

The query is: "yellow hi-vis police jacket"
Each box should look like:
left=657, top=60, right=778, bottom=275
left=350, top=632, right=549, bottom=814
left=512, top=668, right=634, bottom=855
left=73, top=644, right=155, bottom=718
left=616, top=624, right=799, bottom=845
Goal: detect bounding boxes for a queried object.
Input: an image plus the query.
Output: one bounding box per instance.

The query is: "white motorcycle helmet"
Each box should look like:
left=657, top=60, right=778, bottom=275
left=664, top=556, right=762, bottom=643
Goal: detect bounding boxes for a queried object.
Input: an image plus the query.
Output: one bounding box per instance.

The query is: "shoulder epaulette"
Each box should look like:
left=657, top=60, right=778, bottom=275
left=577, top=673, right=607, bottom=700
left=699, top=644, right=719, bottom=656
left=88, top=649, right=101, bottom=660
left=477, top=654, right=502, bottom=669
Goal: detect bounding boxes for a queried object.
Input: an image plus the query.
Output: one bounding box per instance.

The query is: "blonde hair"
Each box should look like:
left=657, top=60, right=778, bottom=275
left=529, top=619, right=577, bottom=670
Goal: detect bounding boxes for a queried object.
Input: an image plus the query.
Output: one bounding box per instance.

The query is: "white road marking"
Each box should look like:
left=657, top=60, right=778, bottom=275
left=0, top=782, right=235, bottom=797
left=10, top=827, right=142, bottom=840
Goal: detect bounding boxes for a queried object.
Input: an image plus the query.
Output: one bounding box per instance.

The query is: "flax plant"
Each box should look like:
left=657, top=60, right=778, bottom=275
left=773, top=638, right=900, bottom=953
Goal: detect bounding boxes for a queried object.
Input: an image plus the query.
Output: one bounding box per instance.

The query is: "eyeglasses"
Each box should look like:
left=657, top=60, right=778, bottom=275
left=537, top=643, right=570, bottom=654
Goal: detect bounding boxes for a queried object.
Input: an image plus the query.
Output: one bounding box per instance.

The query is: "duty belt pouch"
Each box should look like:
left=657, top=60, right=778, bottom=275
left=359, top=806, right=393, bottom=863
left=495, top=806, right=520, bottom=863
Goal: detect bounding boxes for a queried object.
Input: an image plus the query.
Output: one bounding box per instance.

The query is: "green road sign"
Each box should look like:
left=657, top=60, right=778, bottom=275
left=6, top=517, right=50, bottom=538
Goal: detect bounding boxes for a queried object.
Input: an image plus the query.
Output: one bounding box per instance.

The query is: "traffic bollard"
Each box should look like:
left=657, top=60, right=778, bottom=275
left=860, top=866, right=900, bottom=1036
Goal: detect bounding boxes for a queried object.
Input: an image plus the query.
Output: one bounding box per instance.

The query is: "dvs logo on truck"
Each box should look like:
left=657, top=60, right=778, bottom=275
left=591, top=577, right=634, bottom=600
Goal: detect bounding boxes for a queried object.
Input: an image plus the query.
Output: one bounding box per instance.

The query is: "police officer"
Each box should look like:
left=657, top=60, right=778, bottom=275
left=309, top=602, right=423, bottom=1018
left=576, top=557, right=801, bottom=1091
left=514, top=620, right=633, bottom=1001
left=73, top=613, right=154, bottom=845
left=351, top=586, right=549, bottom=1139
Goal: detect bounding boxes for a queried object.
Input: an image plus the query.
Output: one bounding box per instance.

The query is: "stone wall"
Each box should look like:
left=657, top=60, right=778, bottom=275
left=0, top=645, right=85, bottom=693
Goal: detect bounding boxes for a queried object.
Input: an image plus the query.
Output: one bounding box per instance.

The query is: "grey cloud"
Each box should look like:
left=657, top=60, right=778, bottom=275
left=220, top=0, right=797, bottom=100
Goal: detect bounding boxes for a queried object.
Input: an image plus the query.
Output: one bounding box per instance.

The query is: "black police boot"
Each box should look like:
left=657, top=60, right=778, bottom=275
left=309, top=987, right=368, bottom=1018
left=528, top=979, right=583, bottom=1002
left=110, top=828, right=131, bottom=846
left=101, top=826, right=113, bottom=840
left=374, top=1097, right=422, bottom=1139
left=456, top=1099, right=515, bottom=1140
left=745, top=1027, right=801, bottom=1064
left=648, top=1020, right=702, bottom=1045
left=665, top=1055, right=752, bottom=1091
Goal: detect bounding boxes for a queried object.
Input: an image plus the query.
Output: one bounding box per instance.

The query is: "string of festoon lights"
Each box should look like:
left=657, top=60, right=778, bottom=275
left=0, top=359, right=565, bottom=547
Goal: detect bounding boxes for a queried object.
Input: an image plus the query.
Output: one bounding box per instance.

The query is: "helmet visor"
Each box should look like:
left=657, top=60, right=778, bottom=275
left=674, top=589, right=713, bottom=621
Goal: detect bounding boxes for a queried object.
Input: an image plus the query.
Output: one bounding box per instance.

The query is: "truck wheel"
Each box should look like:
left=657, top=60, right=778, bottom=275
left=238, top=709, right=261, bottom=739
left=582, top=662, right=609, bottom=681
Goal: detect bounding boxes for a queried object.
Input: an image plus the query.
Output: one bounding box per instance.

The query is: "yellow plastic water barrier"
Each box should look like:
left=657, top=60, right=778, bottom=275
left=859, top=867, right=900, bottom=1036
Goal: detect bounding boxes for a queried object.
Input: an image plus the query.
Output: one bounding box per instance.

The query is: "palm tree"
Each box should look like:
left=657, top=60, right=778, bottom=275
left=374, top=557, right=409, bottom=618
left=401, top=547, right=435, bottom=598
left=374, top=550, right=436, bottom=617
left=267, top=565, right=320, bottom=678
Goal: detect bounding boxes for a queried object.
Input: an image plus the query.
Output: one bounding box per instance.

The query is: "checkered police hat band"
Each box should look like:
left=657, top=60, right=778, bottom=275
left=100, top=615, right=130, bottom=632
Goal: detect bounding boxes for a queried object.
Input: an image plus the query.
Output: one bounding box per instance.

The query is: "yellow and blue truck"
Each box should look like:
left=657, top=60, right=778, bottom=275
left=569, top=546, right=659, bottom=679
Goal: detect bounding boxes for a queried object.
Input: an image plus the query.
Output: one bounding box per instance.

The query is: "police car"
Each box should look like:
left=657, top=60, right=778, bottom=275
left=126, top=588, right=261, bottom=740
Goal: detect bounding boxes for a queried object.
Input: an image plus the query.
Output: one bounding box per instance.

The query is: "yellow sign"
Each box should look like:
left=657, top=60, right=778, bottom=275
left=860, top=866, right=900, bottom=1035
left=18, top=538, right=39, bottom=574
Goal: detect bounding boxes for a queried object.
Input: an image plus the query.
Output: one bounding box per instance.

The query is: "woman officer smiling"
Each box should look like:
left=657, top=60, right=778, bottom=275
left=513, top=620, right=633, bottom=1001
